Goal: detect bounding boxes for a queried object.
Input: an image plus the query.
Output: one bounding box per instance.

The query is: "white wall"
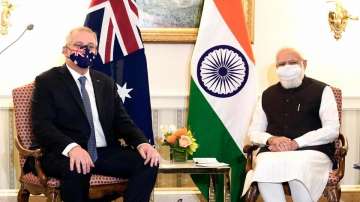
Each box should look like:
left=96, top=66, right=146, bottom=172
left=253, top=0, right=360, bottom=97
left=145, top=43, right=193, bottom=99
left=0, top=0, right=88, bottom=96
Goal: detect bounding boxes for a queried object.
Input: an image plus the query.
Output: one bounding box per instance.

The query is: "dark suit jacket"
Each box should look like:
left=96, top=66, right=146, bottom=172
left=31, top=65, right=148, bottom=160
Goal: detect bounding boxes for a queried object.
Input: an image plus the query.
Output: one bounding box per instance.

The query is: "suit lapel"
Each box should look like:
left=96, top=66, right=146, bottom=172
left=58, top=65, right=87, bottom=117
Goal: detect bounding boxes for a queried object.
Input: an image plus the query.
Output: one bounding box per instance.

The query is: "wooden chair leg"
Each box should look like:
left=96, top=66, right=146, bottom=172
left=324, top=185, right=340, bottom=202
left=17, top=184, right=30, bottom=202
left=244, top=183, right=259, bottom=202
left=335, top=185, right=341, bottom=202
left=46, top=188, right=60, bottom=202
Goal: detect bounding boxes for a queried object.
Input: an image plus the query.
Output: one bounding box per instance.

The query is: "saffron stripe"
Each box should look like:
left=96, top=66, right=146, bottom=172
left=214, top=0, right=254, bottom=63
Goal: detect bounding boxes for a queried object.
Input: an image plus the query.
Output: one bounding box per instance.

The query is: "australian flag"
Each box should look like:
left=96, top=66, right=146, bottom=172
left=84, top=0, right=154, bottom=144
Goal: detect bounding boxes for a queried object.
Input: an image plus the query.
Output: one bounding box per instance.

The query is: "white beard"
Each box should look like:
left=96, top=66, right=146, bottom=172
left=279, top=67, right=305, bottom=89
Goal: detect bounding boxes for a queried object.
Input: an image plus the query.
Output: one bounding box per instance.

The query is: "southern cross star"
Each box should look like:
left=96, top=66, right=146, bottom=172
left=117, top=83, right=133, bottom=103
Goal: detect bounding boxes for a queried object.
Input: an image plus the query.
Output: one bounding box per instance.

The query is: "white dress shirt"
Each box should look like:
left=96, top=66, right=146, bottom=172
left=62, top=66, right=107, bottom=156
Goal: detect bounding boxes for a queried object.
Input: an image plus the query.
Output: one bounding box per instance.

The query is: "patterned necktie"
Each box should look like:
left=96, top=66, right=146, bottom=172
left=78, top=76, right=97, bottom=162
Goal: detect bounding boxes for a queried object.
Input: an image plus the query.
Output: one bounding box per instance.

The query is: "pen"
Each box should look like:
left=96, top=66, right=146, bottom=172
left=297, top=104, right=300, bottom=112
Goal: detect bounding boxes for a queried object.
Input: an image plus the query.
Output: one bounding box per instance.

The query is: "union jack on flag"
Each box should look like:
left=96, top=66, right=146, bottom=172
left=84, top=0, right=154, bottom=144
left=86, top=0, right=143, bottom=64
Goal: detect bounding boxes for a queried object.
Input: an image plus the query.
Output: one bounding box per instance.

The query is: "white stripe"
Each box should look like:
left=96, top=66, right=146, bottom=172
left=123, top=0, right=143, bottom=49
left=97, top=6, right=110, bottom=64
left=128, top=0, right=139, bottom=18
left=87, top=1, right=108, bottom=13
left=110, top=30, right=115, bottom=61
left=107, top=4, right=128, bottom=56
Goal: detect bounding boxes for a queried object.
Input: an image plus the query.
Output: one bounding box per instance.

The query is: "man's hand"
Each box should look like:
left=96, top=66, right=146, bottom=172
left=267, top=136, right=298, bottom=152
left=137, top=143, right=160, bottom=167
left=68, top=146, right=94, bottom=174
left=288, top=140, right=299, bottom=151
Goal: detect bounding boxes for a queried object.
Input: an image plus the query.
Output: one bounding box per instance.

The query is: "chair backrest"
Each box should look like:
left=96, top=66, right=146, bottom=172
left=330, top=86, right=344, bottom=165
left=330, top=86, right=342, bottom=124
left=12, top=82, right=35, bottom=168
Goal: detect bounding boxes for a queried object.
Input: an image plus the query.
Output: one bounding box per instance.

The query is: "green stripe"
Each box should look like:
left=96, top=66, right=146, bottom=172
left=187, top=79, right=246, bottom=202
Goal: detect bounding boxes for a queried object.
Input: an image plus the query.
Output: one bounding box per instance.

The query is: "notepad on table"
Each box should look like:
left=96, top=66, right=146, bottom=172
left=193, top=158, right=229, bottom=167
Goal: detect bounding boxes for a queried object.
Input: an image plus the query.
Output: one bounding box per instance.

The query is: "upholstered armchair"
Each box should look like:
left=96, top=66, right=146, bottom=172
left=13, top=82, right=128, bottom=202
left=243, top=87, right=348, bottom=202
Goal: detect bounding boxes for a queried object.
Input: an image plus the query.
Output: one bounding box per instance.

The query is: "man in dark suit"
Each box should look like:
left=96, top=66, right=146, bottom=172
left=32, top=26, right=160, bottom=202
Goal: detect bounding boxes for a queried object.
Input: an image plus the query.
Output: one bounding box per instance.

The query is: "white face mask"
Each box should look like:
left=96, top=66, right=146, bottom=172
left=276, top=64, right=304, bottom=89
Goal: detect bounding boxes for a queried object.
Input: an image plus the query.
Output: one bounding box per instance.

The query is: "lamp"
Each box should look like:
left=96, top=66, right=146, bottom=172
left=328, top=0, right=358, bottom=40
left=0, top=0, right=15, bottom=35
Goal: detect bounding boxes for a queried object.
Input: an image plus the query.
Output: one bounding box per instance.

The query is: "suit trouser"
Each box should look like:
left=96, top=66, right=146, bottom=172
left=41, top=145, right=158, bottom=202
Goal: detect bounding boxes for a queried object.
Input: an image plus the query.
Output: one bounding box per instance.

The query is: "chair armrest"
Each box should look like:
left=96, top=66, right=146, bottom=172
left=338, top=133, right=348, bottom=156
left=336, top=133, right=348, bottom=180
left=15, top=136, right=48, bottom=186
left=243, top=144, right=260, bottom=172
left=243, top=144, right=260, bottom=154
left=15, top=136, right=42, bottom=158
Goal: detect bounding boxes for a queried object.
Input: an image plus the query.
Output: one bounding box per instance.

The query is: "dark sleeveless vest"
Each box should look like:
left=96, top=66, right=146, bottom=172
left=260, top=77, right=335, bottom=159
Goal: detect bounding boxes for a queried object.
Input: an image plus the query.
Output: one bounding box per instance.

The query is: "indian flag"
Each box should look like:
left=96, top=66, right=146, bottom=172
left=187, top=0, right=256, bottom=201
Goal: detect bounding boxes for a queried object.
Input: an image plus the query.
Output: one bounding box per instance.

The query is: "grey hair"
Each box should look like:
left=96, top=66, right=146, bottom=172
left=65, top=26, right=97, bottom=46
left=276, top=47, right=305, bottom=61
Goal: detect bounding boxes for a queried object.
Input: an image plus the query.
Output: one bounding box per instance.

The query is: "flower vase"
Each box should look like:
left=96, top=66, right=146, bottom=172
left=170, top=148, right=187, bottom=162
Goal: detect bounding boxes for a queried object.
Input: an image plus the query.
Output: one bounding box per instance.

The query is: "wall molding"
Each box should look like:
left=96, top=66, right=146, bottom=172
left=1, top=95, right=360, bottom=110
left=342, top=96, right=360, bottom=111
left=0, top=97, right=12, bottom=110
left=0, top=185, right=359, bottom=196
left=0, top=189, right=17, bottom=196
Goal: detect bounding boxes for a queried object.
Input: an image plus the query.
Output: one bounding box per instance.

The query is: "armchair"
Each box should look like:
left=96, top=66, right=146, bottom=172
left=13, top=82, right=128, bottom=202
left=243, top=86, right=348, bottom=202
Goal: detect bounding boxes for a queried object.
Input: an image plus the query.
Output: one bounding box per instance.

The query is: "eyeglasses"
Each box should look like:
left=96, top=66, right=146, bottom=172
left=70, top=42, right=97, bottom=51
left=276, top=60, right=303, bottom=67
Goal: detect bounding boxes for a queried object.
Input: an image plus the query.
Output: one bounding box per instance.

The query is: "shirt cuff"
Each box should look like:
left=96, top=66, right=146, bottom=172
left=293, top=137, right=305, bottom=148
left=263, top=133, right=273, bottom=145
left=62, top=143, right=79, bottom=157
left=251, top=132, right=273, bottom=145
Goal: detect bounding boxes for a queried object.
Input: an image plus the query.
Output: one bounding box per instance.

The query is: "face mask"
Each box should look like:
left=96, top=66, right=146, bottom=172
left=276, top=64, right=304, bottom=89
left=68, top=46, right=96, bottom=69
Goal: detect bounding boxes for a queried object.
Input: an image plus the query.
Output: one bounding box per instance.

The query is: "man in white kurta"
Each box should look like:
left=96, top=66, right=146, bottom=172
left=243, top=48, right=339, bottom=202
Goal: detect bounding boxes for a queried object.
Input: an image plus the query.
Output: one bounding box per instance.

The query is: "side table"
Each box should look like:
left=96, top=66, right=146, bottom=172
left=156, top=160, right=231, bottom=202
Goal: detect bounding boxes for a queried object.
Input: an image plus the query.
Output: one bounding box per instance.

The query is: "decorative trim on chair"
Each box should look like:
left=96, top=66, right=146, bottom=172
left=8, top=108, right=15, bottom=188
